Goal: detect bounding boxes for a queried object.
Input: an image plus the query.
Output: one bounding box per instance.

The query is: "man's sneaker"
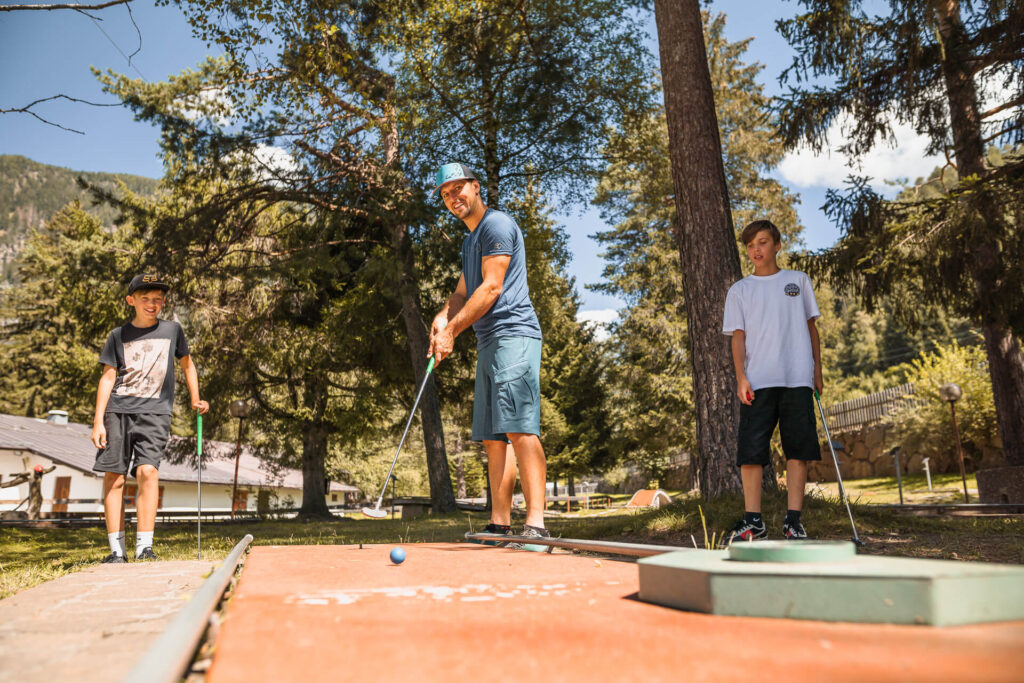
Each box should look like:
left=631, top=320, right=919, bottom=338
left=465, top=523, right=514, bottom=546
left=507, top=524, right=551, bottom=552
left=136, top=547, right=159, bottom=561
left=783, top=519, right=809, bottom=540
left=101, top=552, right=126, bottom=564
left=720, top=518, right=767, bottom=548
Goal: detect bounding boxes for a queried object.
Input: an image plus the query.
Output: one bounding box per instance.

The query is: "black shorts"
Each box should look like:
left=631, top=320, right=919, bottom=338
left=736, top=387, right=821, bottom=467
left=92, top=412, right=171, bottom=476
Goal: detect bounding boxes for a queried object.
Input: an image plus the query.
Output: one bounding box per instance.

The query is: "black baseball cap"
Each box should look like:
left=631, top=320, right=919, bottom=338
left=127, top=273, right=170, bottom=295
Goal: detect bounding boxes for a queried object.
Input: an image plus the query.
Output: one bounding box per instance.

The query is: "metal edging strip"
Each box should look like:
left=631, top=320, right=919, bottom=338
left=465, top=533, right=693, bottom=557
left=123, top=533, right=254, bottom=683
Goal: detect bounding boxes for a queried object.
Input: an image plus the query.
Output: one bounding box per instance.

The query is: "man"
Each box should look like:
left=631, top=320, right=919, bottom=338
left=427, top=163, right=548, bottom=548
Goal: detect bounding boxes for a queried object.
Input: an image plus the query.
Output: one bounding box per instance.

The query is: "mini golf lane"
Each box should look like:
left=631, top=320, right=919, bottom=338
left=208, top=544, right=1024, bottom=682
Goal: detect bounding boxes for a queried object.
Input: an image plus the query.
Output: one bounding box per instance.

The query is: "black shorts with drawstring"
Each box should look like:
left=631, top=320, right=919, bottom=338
left=92, top=412, right=171, bottom=476
left=736, top=387, right=821, bottom=467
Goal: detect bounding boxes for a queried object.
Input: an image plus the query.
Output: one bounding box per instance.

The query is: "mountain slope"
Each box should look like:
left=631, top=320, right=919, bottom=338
left=0, top=155, right=159, bottom=282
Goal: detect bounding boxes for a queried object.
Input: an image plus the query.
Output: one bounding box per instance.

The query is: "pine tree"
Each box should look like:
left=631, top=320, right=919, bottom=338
left=778, top=0, right=1024, bottom=466
left=598, top=9, right=805, bottom=492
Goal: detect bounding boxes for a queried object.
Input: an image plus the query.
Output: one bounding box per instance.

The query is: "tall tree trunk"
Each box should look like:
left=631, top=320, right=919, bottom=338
left=298, top=372, right=331, bottom=518
left=474, top=5, right=501, bottom=207
left=383, top=104, right=457, bottom=512
left=935, top=0, right=1024, bottom=466
left=568, top=474, right=576, bottom=497
left=654, top=0, right=743, bottom=496
left=481, top=448, right=492, bottom=511
left=299, top=421, right=330, bottom=517
left=455, top=430, right=467, bottom=498
left=391, top=220, right=457, bottom=512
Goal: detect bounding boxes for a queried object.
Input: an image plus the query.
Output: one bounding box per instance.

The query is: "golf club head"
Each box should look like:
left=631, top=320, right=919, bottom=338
left=361, top=507, right=388, bottom=519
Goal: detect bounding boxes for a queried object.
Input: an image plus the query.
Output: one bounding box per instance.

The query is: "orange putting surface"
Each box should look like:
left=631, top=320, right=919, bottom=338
left=208, top=544, right=1024, bottom=682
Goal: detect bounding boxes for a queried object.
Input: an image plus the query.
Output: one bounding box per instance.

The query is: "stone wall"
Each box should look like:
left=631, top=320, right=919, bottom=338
left=806, top=423, right=1005, bottom=482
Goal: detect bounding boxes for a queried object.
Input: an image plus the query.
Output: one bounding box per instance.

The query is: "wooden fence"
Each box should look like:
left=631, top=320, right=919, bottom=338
left=824, top=383, right=921, bottom=433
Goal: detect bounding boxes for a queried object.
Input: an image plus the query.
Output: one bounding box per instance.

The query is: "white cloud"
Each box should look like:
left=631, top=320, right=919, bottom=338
left=576, top=308, right=619, bottom=341
left=252, top=144, right=299, bottom=177
left=175, top=88, right=234, bottom=127
left=778, top=115, right=943, bottom=195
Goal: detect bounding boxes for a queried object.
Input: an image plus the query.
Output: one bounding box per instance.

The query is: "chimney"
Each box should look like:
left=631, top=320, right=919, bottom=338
left=46, top=410, right=69, bottom=426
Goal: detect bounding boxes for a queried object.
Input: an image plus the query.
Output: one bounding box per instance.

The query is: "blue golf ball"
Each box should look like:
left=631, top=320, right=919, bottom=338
left=390, top=547, right=406, bottom=564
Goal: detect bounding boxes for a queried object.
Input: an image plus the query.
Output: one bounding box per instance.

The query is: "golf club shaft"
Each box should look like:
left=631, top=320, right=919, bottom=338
left=814, top=392, right=861, bottom=543
left=197, top=413, right=202, bottom=559
left=372, top=357, right=436, bottom=510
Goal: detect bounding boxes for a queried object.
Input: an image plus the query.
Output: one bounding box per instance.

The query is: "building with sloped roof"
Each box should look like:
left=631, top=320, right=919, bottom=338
left=0, top=411, right=359, bottom=518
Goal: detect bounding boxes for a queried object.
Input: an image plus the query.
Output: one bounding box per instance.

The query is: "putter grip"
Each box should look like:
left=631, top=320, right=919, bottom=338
left=197, top=413, right=203, bottom=456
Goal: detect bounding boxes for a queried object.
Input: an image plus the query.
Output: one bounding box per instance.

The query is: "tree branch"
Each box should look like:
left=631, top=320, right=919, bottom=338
left=0, top=0, right=131, bottom=11
left=0, top=93, right=121, bottom=134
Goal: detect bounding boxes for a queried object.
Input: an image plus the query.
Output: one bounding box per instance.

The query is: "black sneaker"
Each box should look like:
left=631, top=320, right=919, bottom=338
left=135, top=547, right=159, bottom=561
left=507, top=524, right=551, bottom=552
left=783, top=519, right=809, bottom=540
left=720, top=518, right=767, bottom=548
left=466, top=523, right=514, bottom=546
left=101, top=552, right=127, bottom=564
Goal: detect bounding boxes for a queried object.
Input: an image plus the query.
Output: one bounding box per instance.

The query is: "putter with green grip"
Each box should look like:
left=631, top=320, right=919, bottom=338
left=814, top=390, right=864, bottom=546
left=362, top=356, right=438, bottom=519
left=197, top=412, right=203, bottom=559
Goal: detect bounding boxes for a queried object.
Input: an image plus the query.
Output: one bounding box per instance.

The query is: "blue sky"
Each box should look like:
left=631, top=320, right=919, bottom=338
left=0, top=0, right=941, bottom=318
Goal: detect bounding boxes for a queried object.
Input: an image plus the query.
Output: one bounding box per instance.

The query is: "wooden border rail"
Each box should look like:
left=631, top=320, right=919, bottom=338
left=122, top=534, right=253, bottom=683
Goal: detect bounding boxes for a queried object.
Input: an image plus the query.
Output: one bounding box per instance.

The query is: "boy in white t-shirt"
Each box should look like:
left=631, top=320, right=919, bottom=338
left=721, top=220, right=823, bottom=544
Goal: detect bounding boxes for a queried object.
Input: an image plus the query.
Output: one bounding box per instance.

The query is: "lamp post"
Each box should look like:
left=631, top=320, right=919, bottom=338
left=229, top=400, right=250, bottom=519
left=939, top=383, right=970, bottom=504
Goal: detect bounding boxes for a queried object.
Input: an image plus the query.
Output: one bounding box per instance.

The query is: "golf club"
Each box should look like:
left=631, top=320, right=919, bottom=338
left=814, top=390, right=864, bottom=546
left=362, top=356, right=437, bottom=519
left=197, top=412, right=203, bottom=559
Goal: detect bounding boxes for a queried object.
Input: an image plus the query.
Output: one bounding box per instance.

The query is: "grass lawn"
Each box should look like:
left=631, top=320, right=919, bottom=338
left=2, top=481, right=1021, bottom=600
left=810, top=472, right=979, bottom=505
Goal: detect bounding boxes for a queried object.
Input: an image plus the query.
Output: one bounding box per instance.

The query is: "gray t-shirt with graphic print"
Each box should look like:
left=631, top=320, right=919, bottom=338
left=99, top=320, right=190, bottom=415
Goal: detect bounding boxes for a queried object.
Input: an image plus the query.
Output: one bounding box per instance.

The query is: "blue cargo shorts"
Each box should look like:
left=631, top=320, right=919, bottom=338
left=472, top=336, right=542, bottom=442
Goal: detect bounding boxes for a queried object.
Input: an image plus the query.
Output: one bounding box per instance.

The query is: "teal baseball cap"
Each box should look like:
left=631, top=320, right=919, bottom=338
left=433, top=163, right=478, bottom=196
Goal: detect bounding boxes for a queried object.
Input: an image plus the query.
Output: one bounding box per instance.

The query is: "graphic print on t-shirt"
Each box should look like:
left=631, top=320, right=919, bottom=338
left=116, top=338, right=170, bottom=398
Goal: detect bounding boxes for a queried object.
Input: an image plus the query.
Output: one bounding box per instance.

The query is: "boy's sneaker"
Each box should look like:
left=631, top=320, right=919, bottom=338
left=466, top=523, right=514, bottom=546
left=783, top=519, right=809, bottom=540
left=101, top=552, right=127, bottom=564
left=136, top=547, right=159, bottom=561
left=720, top=518, right=767, bottom=548
left=507, top=524, right=551, bottom=552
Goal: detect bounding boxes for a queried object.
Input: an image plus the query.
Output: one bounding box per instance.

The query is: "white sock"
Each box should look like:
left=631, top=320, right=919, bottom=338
left=108, top=531, right=126, bottom=556
left=136, top=531, right=154, bottom=557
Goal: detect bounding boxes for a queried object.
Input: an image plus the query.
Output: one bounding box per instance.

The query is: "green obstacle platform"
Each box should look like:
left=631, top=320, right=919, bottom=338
left=637, top=541, right=1024, bottom=626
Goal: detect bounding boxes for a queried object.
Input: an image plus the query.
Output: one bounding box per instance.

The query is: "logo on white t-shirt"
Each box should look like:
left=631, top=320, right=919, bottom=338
left=784, top=283, right=800, bottom=297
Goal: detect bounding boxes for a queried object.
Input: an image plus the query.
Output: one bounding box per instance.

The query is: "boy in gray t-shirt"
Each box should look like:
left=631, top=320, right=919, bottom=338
left=721, top=220, right=823, bottom=544
left=90, top=274, right=209, bottom=562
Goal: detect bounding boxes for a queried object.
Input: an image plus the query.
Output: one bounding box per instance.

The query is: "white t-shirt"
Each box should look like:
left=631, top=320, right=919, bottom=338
left=722, top=269, right=820, bottom=391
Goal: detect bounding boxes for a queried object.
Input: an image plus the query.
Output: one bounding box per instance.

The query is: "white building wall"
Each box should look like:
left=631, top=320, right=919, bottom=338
left=2, top=449, right=315, bottom=515
left=0, top=449, right=104, bottom=514
left=159, top=482, right=304, bottom=512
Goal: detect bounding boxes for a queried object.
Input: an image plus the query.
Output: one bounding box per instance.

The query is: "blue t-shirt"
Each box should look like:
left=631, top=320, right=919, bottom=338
left=461, top=209, right=542, bottom=348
